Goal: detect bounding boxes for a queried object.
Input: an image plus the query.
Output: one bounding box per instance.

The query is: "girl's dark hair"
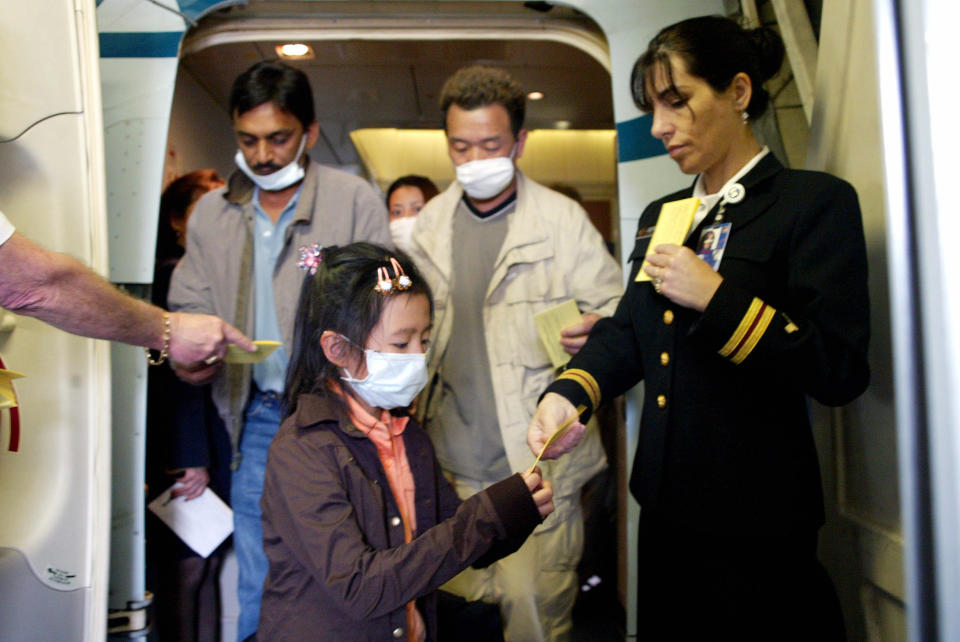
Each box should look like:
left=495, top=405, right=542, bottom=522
left=630, top=15, right=785, bottom=120
left=386, top=175, right=440, bottom=208
left=283, top=242, right=433, bottom=417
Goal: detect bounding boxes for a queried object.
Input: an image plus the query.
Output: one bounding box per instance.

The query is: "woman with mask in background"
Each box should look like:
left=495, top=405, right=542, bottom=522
left=386, top=174, right=439, bottom=255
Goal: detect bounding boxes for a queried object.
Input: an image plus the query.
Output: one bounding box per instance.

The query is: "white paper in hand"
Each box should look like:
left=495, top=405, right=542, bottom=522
left=148, top=483, right=234, bottom=558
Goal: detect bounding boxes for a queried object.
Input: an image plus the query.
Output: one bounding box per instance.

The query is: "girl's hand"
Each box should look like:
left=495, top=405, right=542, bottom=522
left=644, top=244, right=723, bottom=311
left=522, top=467, right=555, bottom=519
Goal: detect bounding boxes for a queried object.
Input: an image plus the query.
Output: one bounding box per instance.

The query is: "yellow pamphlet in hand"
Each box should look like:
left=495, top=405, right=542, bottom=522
left=635, top=197, right=700, bottom=282
left=528, top=404, right=587, bottom=474
left=534, top=300, right=583, bottom=369
left=0, top=368, right=25, bottom=410
left=224, top=340, right=282, bottom=364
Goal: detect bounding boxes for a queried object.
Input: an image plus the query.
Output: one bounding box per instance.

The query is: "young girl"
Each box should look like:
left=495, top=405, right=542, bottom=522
left=258, top=242, right=553, bottom=641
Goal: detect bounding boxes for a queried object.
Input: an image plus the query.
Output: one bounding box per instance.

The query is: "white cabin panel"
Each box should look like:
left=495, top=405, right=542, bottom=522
left=100, top=57, right=181, bottom=283
left=0, top=1, right=109, bottom=640
left=96, top=0, right=187, bottom=32
left=0, top=0, right=83, bottom=142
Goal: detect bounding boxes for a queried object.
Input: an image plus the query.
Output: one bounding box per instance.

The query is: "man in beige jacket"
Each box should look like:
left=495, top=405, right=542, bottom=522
left=408, top=66, right=622, bottom=642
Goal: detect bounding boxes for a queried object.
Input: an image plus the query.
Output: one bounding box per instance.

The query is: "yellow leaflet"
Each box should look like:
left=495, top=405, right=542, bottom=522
left=635, top=197, right=700, bottom=282
left=528, top=404, right=587, bottom=474
left=224, top=340, right=282, bottom=364
left=533, top=300, right=583, bottom=369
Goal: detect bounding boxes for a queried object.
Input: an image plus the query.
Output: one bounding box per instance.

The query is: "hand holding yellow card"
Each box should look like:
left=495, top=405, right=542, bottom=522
left=534, top=300, right=583, bottom=369
left=225, top=340, right=282, bottom=364
left=528, top=404, right=587, bottom=474
left=635, top=197, right=700, bottom=282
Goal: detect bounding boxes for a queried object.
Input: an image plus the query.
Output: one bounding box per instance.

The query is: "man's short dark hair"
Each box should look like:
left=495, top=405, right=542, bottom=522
left=229, top=61, right=315, bottom=129
left=439, top=66, right=525, bottom=137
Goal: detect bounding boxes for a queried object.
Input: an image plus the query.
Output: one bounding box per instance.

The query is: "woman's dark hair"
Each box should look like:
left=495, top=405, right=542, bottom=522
left=229, top=60, right=316, bottom=130
left=440, top=66, right=525, bottom=137
left=152, top=169, right=223, bottom=306
left=283, top=242, right=433, bottom=417
left=158, top=169, right=222, bottom=236
left=630, top=15, right=785, bottom=119
left=386, top=175, right=439, bottom=208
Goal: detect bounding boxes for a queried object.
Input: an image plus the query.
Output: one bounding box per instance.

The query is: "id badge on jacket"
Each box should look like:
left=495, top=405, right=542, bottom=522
left=696, top=222, right=731, bottom=271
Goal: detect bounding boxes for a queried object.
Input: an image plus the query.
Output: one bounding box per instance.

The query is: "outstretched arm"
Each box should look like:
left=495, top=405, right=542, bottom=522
left=0, top=231, right=253, bottom=363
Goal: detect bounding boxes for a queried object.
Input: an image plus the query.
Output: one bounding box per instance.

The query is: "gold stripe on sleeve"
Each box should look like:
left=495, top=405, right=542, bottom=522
left=719, top=297, right=764, bottom=358
left=557, top=368, right=601, bottom=409
left=730, top=304, right=776, bottom=364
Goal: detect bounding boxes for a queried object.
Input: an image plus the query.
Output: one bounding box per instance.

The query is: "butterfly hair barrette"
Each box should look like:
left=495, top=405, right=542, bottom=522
left=374, top=257, right=413, bottom=295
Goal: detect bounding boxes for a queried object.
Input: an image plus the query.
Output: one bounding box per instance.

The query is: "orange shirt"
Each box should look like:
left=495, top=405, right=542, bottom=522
left=341, top=391, right=424, bottom=642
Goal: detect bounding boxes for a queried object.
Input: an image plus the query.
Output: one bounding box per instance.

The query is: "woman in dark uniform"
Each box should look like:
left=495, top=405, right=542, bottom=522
left=527, top=16, right=869, bottom=640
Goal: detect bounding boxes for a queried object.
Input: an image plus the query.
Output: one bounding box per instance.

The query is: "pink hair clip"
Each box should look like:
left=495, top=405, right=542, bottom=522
left=297, top=243, right=323, bottom=275
left=374, top=257, right=413, bottom=295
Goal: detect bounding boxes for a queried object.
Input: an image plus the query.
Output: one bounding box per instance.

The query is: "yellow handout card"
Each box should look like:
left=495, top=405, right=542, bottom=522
left=0, top=368, right=25, bottom=409
left=225, top=341, right=282, bottom=364
left=534, top=299, right=583, bottom=369
left=635, top=197, right=700, bottom=282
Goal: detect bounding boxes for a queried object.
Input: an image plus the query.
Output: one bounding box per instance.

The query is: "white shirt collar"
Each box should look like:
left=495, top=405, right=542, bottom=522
left=689, top=146, right=771, bottom=234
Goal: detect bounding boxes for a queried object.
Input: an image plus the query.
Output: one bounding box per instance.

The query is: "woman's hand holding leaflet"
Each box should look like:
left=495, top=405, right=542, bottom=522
left=644, top=244, right=723, bottom=312
left=526, top=392, right=586, bottom=460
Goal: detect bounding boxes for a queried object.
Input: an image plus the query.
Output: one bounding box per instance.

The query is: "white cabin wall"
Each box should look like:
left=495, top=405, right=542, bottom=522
left=0, top=0, right=110, bottom=639
left=808, top=0, right=904, bottom=639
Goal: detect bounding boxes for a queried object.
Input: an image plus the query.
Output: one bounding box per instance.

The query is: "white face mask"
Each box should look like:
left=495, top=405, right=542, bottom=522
left=234, top=134, right=307, bottom=191
left=455, top=145, right=517, bottom=200
left=389, top=216, right=418, bottom=255
left=341, top=349, right=429, bottom=410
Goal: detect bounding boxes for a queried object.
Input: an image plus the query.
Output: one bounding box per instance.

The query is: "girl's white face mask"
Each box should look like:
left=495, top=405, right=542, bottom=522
left=341, top=348, right=428, bottom=410
left=454, top=145, right=517, bottom=200
left=234, top=134, right=307, bottom=192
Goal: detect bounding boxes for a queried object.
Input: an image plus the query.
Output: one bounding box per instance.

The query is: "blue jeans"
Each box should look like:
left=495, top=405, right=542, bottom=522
left=230, top=390, right=283, bottom=641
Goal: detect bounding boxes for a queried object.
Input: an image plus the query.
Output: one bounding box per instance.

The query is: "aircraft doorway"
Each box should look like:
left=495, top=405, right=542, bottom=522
left=145, top=5, right=624, bottom=640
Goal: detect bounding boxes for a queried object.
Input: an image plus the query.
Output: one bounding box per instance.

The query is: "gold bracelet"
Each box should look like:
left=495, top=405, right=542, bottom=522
left=145, top=311, right=171, bottom=366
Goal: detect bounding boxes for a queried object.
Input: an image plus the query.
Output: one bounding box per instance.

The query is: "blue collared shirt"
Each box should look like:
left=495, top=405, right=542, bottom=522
left=251, top=184, right=303, bottom=393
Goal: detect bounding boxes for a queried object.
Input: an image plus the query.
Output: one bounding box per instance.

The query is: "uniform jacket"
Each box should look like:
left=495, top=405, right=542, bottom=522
left=258, top=394, right=542, bottom=641
left=547, top=154, right=870, bottom=536
left=408, top=172, right=622, bottom=507
left=168, top=160, right=390, bottom=462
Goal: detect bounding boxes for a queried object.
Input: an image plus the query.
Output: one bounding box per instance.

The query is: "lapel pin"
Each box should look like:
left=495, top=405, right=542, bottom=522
left=724, top=183, right=745, bottom=204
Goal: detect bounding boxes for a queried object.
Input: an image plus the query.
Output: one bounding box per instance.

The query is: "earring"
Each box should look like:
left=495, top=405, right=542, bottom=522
left=741, top=111, right=749, bottom=125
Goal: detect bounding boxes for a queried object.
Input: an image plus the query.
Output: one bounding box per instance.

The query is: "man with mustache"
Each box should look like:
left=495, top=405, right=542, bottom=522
left=168, top=61, right=390, bottom=641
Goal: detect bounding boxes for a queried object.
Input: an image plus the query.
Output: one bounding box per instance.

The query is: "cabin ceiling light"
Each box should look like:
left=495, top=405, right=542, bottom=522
left=276, top=43, right=314, bottom=59
left=527, top=91, right=544, bottom=101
